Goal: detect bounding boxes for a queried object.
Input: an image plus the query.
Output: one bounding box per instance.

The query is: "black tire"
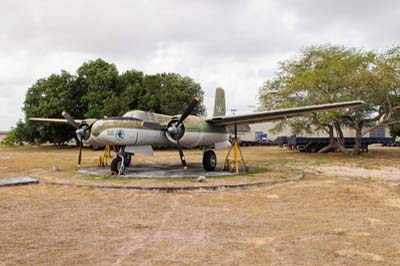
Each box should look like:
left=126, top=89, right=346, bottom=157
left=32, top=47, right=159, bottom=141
left=309, top=145, right=317, bottom=153
left=111, top=157, right=124, bottom=174
left=203, top=150, right=217, bottom=171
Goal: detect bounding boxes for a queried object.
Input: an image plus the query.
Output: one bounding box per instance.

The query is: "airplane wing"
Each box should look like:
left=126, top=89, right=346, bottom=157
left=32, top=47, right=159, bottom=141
left=206, top=101, right=364, bottom=126
left=29, top=118, right=84, bottom=124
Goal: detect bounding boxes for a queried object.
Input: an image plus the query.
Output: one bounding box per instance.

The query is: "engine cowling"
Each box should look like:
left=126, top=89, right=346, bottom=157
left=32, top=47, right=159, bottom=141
left=165, top=118, right=185, bottom=143
left=166, top=117, right=206, bottom=148
left=165, top=116, right=228, bottom=148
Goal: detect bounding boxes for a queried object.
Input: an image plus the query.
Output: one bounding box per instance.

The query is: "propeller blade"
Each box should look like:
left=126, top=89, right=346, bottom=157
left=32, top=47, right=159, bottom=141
left=78, top=139, right=83, bottom=167
left=62, top=111, right=80, bottom=129
left=176, top=97, right=200, bottom=126
left=176, top=138, right=187, bottom=170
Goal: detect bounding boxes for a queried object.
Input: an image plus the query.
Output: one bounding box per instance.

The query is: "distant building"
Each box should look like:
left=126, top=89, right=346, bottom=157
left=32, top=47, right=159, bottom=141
left=237, top=122, right=391, bottom=142
left=0, top=131, right=8, bottom=142
left=369, top=127, right=387, bottom=138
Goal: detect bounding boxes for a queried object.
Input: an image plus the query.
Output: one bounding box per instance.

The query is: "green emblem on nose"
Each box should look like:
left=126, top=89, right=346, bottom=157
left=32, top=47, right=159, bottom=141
left=116, top=129, right=125, bottom=141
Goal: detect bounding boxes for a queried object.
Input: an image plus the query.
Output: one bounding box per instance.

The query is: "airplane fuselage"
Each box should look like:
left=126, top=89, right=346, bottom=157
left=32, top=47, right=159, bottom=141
left=84, top=110, right=230, bottom=149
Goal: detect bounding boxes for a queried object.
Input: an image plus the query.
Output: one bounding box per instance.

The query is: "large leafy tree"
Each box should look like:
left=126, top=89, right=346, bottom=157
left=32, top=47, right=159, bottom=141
left=259, top=45, right=400, bottom=155
left=23, top=70, right=82, bottom=144
left=117, top=71, right=205, bottom=116
left=77, top=59, right=119, bottom=118
left=158, top=73, right=205, bottom=115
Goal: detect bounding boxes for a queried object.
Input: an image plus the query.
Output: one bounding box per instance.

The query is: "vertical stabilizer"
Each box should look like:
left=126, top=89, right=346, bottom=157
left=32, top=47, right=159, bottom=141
left=213, top=87, right=226, bottom=117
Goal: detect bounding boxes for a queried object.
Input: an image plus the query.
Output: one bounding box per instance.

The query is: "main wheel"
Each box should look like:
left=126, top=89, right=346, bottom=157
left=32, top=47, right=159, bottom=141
left=111, top=157, right=125, bottom=174
left=203, top=150, right=217, bottom=171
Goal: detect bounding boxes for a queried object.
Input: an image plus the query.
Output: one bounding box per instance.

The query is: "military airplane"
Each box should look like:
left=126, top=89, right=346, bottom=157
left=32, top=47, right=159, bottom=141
left=30, top=88, right=364, bottom=175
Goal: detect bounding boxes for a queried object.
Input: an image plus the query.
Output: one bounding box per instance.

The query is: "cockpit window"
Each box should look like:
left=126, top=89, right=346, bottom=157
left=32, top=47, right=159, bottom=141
left=123, top=110, right=154, bottom=121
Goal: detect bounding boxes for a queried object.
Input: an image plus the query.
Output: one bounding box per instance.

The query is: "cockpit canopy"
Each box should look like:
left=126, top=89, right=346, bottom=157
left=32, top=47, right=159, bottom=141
left=123, top=110, right=172, bottom=124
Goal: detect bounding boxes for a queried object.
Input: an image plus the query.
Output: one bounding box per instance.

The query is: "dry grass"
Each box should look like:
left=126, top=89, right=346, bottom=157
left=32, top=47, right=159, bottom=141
left=1, top=145, right=400, bottom=265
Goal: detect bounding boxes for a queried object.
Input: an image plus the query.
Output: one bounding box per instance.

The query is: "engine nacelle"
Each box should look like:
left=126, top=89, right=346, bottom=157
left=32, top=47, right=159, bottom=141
left=165, top=116, right=229, bottom=148
left=83, top=134, right=104, bottom=147
left=177, top=131, right=206, bottom=148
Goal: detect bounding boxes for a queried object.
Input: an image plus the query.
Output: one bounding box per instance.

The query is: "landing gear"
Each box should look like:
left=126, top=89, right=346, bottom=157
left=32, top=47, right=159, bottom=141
left=111, top=156, right=125, bottom=175
left=203, top=150, right=217, bottom=171
left=111, top=146, right=133, bottom=175
left=124, top=154, right=131, bottom=166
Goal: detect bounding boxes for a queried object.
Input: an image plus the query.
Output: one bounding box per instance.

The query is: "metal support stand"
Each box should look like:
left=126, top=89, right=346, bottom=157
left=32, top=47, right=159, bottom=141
left=98, top=145, right=112, bottom=167
left=223, top=123, right=249, bottom=174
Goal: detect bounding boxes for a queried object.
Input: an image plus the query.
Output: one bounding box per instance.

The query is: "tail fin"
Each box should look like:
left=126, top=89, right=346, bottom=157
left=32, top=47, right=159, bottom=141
left=213, top=87, right=226, bottom=117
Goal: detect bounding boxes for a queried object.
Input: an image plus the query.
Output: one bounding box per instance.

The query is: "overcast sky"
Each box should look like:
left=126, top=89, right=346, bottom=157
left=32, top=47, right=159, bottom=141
left=1, top=0, right=399, bottom=130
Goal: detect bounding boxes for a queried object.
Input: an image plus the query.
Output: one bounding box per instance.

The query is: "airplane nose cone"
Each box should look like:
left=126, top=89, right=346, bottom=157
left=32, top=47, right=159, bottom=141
left=90, top=120, right=104, bottom=138
left=168, top=126, right=177, bottom=134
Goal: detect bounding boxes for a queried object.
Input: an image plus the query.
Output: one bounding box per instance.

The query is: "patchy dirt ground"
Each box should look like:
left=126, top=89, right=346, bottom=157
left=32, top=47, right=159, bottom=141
left=308, top=164, right=400, bottom=182
left=1, top=145, right=400, bottom=265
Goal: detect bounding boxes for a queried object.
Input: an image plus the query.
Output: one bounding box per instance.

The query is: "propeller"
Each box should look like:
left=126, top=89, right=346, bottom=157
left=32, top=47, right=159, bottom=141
left=62, top=111, right=80, bottom=129
left=176, top=137, right=187, bottom=170
left=62, top=111, right=91, bottom=167
left=166, top=97, right=200, bottom=170
left=177, top=96, right=200, bottom=127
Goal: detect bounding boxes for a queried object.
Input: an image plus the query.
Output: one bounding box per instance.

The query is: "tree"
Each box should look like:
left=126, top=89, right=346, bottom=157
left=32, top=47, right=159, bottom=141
left=1, top=130, right=16, bottom=146
left=120, top=72, right=205, bottom=116
left=158, top=73, right=205, bottom=116
left=259, top=45, right=400, bottom=155
left=77, top=59, right=119, bottom=118
left=23, top=70, right=81, bottom=144
left=118, top=70, right=145, bottom=111
left=390, top=123, right=400, bottom=137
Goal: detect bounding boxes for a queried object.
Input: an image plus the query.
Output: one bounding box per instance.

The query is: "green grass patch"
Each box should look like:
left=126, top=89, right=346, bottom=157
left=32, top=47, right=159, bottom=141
left=367, top=177, right=382, bottom=183
left=335, top=230, right=346, bottom=236
left=241, top=166, right=270, bottom=176
left=310, top=159, right=329, bottom=166
left=278, top=175, right=289, bottom=179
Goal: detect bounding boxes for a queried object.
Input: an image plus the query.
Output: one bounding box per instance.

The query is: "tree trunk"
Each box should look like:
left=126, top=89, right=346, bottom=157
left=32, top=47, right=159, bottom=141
left=334, top=120, right=348, bottom=154
left=318, top=125, right=337, bottom=153
left=351, top=127, right=362, bottom=156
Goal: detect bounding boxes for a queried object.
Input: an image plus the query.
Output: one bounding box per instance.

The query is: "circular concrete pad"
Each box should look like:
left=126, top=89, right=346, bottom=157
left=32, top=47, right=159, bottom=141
left=78, top=163, right=236, bottom=178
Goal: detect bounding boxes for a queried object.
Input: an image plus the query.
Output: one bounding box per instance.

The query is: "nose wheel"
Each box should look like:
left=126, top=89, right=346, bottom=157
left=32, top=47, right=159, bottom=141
left=111, top=147, right=133, bottom=175
left=111, top=155, right=125, bottom=175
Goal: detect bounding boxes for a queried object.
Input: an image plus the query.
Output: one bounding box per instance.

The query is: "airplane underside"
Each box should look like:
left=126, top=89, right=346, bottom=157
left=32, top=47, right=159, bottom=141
left=110, top=144, right=224, bottom=175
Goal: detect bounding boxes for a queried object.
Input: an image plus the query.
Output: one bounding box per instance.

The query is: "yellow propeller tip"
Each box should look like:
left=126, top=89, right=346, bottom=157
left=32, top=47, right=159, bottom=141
left=62, top=111, right=66, bottom=116
left=194, top=96, right=200, bottom=102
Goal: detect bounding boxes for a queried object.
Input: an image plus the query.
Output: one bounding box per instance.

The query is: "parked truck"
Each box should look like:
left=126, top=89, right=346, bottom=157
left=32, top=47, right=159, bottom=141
left=239, top=132, right=272, bottom=146
left=286, top=136, right=395, bottom=153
